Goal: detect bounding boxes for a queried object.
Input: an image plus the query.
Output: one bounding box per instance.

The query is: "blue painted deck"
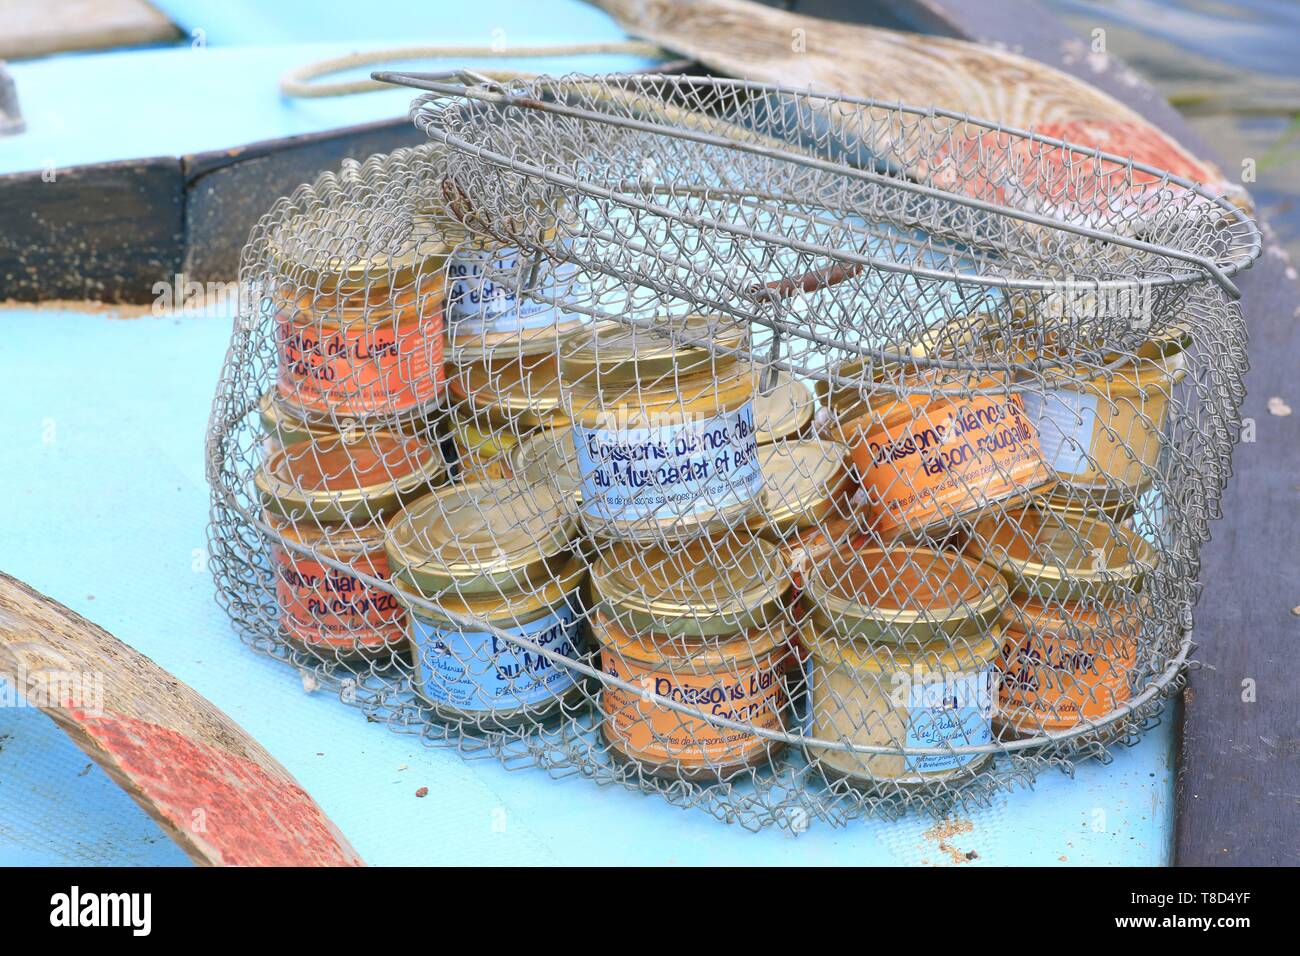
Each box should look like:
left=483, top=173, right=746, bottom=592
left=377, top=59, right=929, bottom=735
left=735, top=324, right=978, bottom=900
left=0, top=0, right=1178, bottom=866
left=0, top=303, right=1176, bottom=866
left=0, top=0, right=661, bottom=175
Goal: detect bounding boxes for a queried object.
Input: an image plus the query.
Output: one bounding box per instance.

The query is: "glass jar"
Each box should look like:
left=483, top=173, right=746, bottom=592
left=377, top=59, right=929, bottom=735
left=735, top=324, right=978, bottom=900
left=511, top=427, right=584, bottom=508
left=561, top=316, right=765, bottom=541
left=965, top=506, right=1155, bottom=737
left=1017, top=346, right=1186, bottom=493
left=384, top=479, right=587, bottom=728
left=255, top=431, right=446, bottom=660
left=752, top=370, right=815, bottom=446
left=591, top=534, right=794, bottom=780
left=444, top=234, right=586, bottom=360
left=802, top=546, right=1007, bottom=787
left=257, top=389, right=446, bottom=459
left=271, top=210, right=447, bottom=418
left=446, top=347, right=568, bottom=482
left=747, top=438, right=854, bottom=587
left=842, top=369, right=1053, bottom=537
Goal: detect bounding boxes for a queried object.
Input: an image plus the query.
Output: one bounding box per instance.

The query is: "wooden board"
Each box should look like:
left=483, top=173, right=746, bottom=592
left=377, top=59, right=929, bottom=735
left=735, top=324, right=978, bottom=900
left=594, top=0, right=1243, bottom=207
left=0, top=572, right=364, bottom=866
left=183, top=118, right=426, bottom=284
left=0, top=158, right=183, bottom=303
left=0, top=0, right=179, bottom=61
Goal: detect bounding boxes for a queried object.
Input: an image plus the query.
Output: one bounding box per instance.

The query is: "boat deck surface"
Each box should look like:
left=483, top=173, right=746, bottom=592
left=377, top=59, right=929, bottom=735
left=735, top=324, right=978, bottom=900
left=0, top=303, right=1176, bottom=866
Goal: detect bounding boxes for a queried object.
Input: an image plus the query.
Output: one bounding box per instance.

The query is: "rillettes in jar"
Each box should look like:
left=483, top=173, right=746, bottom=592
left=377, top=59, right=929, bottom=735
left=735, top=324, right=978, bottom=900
left=445, top=234, right=586, bottom=359
left=1016, top=344, right=1186, bottom=493
left=384, top=480, right=587, bottom=727
left=753, top=370, right=815, bottom=446
left=965, top=506, right=1155, bottom=737
left=591, top=534, right=794, bottom=780
left=511, top=427, right=584, bottom=509
left=446, top=347, right=568, bottom=481
left=258, top=389, right=447, bottom=459
left=561, top=317, right=765, bottom=541
left=272, top=211, right=447, bottom=419
left=802, top=547, right=1007, bottom=787
left=747, top=438, right=855, bottom=587
left=840, top=369, right=1053, bottom=537
left=255, top=431, right=446, bottom=659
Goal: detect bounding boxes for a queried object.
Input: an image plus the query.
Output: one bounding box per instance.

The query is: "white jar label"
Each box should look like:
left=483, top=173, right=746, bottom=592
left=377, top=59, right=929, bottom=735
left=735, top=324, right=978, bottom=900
left=1019, top=386, right=1098, bottom=475
left=410, top=599, right=582, bottom=712
left=903, top=668, right=995, bottom=772
left=446, top=245, right=583, bottom=335
left=572, top=401, right=764, bottom=524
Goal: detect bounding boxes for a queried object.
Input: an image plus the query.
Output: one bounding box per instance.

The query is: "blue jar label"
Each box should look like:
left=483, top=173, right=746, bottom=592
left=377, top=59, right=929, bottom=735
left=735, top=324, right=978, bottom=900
left=1019, top=386, right=1098, bottom=474
left=903, top=668, right=995, bottom=772
left=410, top=599, right=583, bottom=712
left=446, top=245, right=583, bottom=335
left=573, top=400, right=763, bottom=524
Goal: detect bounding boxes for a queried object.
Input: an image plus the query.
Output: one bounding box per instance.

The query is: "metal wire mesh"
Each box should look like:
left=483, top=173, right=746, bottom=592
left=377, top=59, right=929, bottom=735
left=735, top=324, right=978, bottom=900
left=206, top=73, right=1259, bottom=830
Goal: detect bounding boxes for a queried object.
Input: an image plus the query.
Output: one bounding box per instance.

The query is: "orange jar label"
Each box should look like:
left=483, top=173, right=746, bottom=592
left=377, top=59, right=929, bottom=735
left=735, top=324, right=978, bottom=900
left=276, top=299, right=444, bottom=416
left=600, top=648, right=787, bottom=770
left=851, top=392, right=1049, bottom=533
left=998, top=603, right=1137, bottom=732
left=272, top=543, right=405, bottom=652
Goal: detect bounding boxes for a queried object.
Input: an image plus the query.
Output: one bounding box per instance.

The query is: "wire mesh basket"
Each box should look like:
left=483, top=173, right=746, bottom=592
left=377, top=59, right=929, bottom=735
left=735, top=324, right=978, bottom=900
left=206, top=72, right=1260, bottom=830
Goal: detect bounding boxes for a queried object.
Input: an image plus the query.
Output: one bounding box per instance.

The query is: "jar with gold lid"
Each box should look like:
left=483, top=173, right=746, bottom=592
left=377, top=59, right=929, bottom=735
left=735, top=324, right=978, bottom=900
left=965, top=505, right=1155, bottom=738
left=446, top=345, right=569, bottom=482
left=561, top=316, right=766, bottom=541
left=802, top=546, right=1007, bottom=787
left=257, top=389, right=447, bottom=459
left=842, top=369, right=1052, bottom=537
left=444, top=230, right=586, bottom=360
left=747, top=438, right=855, bottom=587
left=591, top=534, right=794, bottom=780
left=271, top=210, right=447, bottom=419
left=255, top=431, right=446, bottom=660
left=817, top=339, right=1053, bottom=538
left=752, top=370, right=815, bottom=446
left=384, top=479, right=588, bottom=727
left=511, top=426, right=584, bottom=508
left=1016, top=339, right=1187, bottom=494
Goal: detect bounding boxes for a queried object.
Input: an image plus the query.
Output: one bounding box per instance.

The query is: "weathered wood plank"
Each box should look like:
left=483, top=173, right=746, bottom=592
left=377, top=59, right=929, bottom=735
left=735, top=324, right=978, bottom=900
left=0, top=0, right=179, bottom=61
left=0, top=157, right=184, bottom=303
left=182, top=118, right=426, bottom=285
left=0, top=572, right=365, bottom=866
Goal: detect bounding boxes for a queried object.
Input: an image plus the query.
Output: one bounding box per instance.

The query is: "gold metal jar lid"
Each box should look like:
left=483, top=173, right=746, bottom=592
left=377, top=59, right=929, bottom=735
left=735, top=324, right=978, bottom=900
left=559, top=315, right=749, bottom=388
left=448, top=352, right=567, bottom=430
left=384, top=478, right=577, bottom=597
left=1041, top=477, right=1152, bottom=522
left=511, top=428, right=582, bottom=503
left=965, top=505, right=1157, bottom=604
left=753, top=370, right=814, bottom=445
left=805, top=627, right=999, bottom=676
left=394, top=552, right=586, bottom=627
left=270, top=208, right=450, bottom=296
left=804, top=546, right=1008, bottom=645
left=255, top=431, right=445, bottom=524
left=749, top=438, right=849, bottom=537
left=592, top=533, right=791, bottom=638
left=259, top=390, right=444, bottom=447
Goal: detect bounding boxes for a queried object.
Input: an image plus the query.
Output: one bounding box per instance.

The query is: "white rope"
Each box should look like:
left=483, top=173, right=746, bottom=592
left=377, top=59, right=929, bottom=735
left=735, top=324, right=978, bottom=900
left=279, top=40, right=665, bottom=98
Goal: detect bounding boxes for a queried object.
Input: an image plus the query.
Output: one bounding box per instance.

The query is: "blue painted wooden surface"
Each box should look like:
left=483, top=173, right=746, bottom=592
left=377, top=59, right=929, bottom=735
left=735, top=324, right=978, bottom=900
left=0, top=303, right=1176, bottom=865
left=0, top=0, right=661, bottom=176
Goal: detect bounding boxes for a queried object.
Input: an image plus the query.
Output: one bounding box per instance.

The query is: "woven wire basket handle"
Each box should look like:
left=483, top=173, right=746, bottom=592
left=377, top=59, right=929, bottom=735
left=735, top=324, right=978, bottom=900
left=380, top=70, right=1259, bottom=309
